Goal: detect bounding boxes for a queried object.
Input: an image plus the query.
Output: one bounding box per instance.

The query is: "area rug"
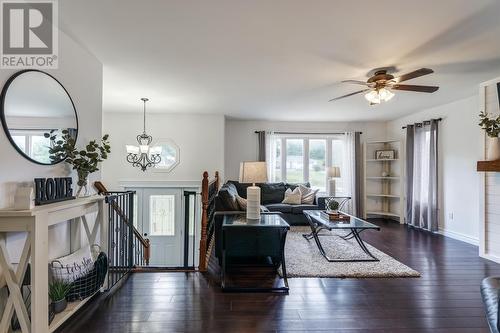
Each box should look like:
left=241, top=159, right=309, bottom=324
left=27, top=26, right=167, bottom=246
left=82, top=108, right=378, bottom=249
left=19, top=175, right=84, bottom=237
left=283, top=227, right=420, bottom=278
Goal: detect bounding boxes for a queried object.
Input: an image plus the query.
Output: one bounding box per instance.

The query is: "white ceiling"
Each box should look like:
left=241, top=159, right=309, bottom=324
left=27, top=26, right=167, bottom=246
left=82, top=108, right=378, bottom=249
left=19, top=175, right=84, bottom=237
left=60, top=0, right=500, bottom=121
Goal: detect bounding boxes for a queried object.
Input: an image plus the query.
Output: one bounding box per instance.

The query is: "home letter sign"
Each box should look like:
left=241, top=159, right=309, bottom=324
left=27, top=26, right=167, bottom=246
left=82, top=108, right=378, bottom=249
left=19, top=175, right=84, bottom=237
left=34, top=177, right=74, bottom=205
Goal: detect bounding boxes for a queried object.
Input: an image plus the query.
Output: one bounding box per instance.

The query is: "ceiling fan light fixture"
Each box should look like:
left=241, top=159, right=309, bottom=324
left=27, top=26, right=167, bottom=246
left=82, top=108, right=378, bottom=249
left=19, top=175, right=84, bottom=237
left=378, top=87, right=395, bottom=102
left=364, top=90, right=380, bottom=104
left=364, top=88, right=394, bottom=105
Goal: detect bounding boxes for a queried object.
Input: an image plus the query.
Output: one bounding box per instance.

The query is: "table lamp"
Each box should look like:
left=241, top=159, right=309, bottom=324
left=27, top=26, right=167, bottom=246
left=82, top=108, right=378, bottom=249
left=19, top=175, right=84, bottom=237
left=239, top=161, right=268, bottom=220
left=327, top=166, right=341, bottom=196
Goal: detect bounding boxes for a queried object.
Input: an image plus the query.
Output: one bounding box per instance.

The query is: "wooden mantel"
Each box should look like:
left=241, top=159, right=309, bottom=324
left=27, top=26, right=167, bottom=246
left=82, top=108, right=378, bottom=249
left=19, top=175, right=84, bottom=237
left=477, top=160, right=500, bottom=172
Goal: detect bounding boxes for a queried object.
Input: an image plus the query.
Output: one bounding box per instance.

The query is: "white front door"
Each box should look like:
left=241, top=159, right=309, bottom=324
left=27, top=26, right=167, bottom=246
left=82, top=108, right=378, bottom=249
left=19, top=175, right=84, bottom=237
left=142, top=188, right=183, bottom=266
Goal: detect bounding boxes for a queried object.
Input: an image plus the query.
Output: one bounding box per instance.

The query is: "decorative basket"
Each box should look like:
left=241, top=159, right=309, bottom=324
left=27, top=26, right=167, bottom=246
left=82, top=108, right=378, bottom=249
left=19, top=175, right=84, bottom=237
left=50, top=244, right=108, bottom=302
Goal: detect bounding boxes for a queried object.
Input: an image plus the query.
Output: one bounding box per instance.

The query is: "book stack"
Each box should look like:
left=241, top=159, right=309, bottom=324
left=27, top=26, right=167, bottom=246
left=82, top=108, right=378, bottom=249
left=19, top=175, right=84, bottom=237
left=320, top=211, right=350, bottom=222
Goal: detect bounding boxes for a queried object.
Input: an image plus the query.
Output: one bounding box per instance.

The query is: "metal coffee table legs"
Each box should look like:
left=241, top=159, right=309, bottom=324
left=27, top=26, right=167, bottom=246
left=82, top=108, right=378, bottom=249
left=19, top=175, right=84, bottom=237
left=303, top=216, right=379, bottom=262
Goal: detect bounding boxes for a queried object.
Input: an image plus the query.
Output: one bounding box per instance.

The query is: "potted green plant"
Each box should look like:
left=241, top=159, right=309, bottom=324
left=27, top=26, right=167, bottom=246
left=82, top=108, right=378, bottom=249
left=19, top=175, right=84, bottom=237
left=46, top=130, right=111, bottom=196
left=479, top=111, right=500, bottom=160
left=49, top=281, right=71, bottom=313
left=327, top=199, right=340, bottom=213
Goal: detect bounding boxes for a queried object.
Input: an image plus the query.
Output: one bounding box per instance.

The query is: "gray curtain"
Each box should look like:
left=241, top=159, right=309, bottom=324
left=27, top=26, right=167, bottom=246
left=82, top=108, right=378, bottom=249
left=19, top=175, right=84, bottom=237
left=345, top=131, right=363, bottom=217
left=256, top=131, right=266, bottom=162
left=405, top=120, right=439, bottom=231
left=353, top=132, right=363, bottom=217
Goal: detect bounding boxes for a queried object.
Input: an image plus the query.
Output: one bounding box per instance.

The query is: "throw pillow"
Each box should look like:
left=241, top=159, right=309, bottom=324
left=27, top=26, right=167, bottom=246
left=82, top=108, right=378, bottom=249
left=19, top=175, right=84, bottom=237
left=298, top=184, right=319, bottom=204
left=218, top=183, right=240, bottom=210
left=50, top=245, right=94, bottom=283
left=282, top=188, right=301, bottom=205
left=235, top=194, right=247, bottom=210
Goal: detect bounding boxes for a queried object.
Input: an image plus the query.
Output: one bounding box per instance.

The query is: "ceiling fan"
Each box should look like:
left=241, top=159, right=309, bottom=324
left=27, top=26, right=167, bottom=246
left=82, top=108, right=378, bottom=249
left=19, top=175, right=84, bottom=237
left=329, top=68, right=439, bottom=105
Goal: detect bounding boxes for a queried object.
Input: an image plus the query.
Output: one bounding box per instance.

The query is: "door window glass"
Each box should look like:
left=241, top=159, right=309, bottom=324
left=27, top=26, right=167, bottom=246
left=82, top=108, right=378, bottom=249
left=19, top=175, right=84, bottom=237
left=149, top=195, right=175, bottom=236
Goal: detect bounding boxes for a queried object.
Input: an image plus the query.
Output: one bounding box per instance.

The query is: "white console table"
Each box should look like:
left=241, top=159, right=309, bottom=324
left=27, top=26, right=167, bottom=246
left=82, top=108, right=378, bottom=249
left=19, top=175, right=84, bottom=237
left=0, top=196, right=108, bottom=333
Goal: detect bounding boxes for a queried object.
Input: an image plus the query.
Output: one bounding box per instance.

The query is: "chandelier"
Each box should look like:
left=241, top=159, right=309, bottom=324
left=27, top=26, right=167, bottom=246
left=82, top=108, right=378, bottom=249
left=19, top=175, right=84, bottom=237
left=126, top=98, right=162, bottom=171
left=364, top=87, right=395, bottom=104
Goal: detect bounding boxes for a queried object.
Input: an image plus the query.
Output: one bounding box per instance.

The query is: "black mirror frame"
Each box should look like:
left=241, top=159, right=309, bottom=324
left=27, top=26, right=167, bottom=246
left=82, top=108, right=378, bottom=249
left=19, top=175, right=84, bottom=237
left=0, top=69, right=79, bottom=166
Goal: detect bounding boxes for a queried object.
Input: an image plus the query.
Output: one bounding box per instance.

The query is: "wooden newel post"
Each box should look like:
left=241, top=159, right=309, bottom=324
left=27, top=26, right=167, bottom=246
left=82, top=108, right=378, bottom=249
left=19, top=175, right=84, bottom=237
left=199, top=171, right=209, bottom=271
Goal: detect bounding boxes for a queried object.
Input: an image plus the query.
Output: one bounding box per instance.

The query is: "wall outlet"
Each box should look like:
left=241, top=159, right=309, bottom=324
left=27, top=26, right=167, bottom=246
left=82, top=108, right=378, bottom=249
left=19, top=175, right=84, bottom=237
left=448, top=212, right=454, bottom=220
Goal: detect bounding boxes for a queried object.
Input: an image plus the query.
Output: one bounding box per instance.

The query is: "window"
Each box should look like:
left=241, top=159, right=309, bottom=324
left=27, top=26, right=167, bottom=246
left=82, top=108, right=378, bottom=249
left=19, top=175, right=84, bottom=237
left=274, top=140, right=282, bottom=181
left=149, top=195, right=175, bottom=236
left=154, top=139, right=180, bottom=172
left=269, top=134, right=347, bottom=193
left=10, top=130, right=53, bottom=164
left=309, top=139, right=326, bottom=192
left=286, top=139, right=304, bottom=183
left=331, top=138, right=345, bottom=194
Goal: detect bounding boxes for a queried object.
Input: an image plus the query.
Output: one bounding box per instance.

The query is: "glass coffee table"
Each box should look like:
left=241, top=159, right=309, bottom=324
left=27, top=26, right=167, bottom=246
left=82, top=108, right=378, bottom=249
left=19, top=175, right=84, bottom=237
left=303, top=210, right=380, bottom=262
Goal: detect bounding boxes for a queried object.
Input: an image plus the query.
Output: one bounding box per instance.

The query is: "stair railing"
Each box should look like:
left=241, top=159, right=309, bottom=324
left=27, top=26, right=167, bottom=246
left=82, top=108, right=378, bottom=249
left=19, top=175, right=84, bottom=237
left=199, top=171, right=220, bottom=272
left=95, top=182, right=150, bottom=270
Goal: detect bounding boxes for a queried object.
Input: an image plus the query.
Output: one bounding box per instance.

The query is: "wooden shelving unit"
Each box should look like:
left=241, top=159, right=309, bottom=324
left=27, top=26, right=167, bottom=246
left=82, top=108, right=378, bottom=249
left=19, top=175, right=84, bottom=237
left=477, top=160, right=500, bottom=172
left=363, top=140, right=404, bottom=223
left=49, top=292, right=99, bottom=332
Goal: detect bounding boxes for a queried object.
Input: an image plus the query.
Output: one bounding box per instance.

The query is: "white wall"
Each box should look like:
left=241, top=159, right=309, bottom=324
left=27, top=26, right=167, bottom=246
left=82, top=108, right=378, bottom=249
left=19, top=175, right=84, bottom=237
left=101, top=113, right=225, bottom=189
left=387, top=95, right=481, bottom=245
left=0, top=30, right=103, bottom=260
left=225, top=119, right=387, bottom=180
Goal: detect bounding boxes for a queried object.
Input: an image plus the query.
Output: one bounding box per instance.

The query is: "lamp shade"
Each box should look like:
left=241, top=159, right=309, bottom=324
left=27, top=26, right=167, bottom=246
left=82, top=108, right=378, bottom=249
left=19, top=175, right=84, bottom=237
left=126, top=145, right=140, bottom=154
left=327, top=166, right=341, bottom=178
left=239, top=161, right=268, bottom=184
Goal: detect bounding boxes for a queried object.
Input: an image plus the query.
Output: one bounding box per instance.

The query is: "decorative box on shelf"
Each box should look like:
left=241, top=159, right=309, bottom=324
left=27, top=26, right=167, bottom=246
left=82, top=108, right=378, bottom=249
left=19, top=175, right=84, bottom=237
left=477, top=160, right=500, bottom=172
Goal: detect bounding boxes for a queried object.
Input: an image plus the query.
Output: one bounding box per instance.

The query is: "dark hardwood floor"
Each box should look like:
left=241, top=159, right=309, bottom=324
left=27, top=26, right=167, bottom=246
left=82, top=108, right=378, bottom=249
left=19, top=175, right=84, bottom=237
left=60, top=220, right=497, bottom=332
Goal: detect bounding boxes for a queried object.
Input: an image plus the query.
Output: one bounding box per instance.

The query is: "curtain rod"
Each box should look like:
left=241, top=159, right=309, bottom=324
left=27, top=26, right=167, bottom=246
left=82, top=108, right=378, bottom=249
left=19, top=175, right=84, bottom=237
left=254, top=131, right=363, bottom=135
left=401, top=118, right=442, bottom=129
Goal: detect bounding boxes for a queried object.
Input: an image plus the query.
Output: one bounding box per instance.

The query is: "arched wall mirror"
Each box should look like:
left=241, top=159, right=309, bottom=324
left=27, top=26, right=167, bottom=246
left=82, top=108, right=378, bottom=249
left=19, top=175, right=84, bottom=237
left=0, top=70, right=78, bottom=165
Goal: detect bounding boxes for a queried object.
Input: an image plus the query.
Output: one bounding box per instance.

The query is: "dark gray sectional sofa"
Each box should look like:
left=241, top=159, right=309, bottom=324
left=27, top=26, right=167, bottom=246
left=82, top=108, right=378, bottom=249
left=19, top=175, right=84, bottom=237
left=215, top=180, right=325, bottom=226
left=213, top=180, right=325, bottom=264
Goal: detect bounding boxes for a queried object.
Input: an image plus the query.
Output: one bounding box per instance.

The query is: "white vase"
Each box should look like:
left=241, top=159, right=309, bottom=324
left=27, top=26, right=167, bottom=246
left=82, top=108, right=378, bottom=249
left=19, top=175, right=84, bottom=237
left=487, top=137, right=500, bottom=161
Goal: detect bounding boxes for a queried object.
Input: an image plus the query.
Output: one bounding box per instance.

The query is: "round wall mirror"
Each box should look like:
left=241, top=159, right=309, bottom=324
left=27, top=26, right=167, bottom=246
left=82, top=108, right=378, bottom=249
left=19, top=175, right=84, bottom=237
left=0, top=70, right=78, bottom=165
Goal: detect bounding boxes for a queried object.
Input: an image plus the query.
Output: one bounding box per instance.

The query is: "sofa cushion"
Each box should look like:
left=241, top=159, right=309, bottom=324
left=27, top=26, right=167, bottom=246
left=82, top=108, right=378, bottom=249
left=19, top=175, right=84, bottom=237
left=291, top=204, right=320, bottom=214
left=282, top=188, right=302, bottom=204
left=285, top=182, right=311, bottom=191
left=235, top=194, right=247, bottom=210
left=260, top=182, right=287, bottom=204
left=227, top=180, right=250, bottom=198
left=235, top=195, right=269, bottom=212
left=227, top=181, right=287, bottom=203
left=217, top=183, right=240, bottom=211
left=265, top=203, right=293, bottom=214
left=298, top=185, right=319, bottom=204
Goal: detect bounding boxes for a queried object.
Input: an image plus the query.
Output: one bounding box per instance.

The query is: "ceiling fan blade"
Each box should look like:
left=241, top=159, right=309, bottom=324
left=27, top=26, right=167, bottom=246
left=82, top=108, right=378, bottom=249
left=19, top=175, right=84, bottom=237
left=341, top=80, right=369, bottom=86
left=329, top=89, right=370, bottom=102
left=392, top=84, right=439, bottom=93
left=392, top=68, right=434, bottom=83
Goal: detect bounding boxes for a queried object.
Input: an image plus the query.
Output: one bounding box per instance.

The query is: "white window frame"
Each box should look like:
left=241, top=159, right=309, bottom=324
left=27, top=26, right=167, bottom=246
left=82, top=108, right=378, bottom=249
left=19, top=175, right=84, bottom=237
left=152, top=138, right=180, bottom=173
left=273, top=134, right=345, bottom=192
left=10, top=129, right=52, bottom=159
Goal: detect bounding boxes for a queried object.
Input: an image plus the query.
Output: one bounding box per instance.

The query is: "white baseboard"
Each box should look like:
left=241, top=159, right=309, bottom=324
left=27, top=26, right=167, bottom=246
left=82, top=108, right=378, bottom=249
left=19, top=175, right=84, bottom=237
left=438, top=228, right=479, bottom=246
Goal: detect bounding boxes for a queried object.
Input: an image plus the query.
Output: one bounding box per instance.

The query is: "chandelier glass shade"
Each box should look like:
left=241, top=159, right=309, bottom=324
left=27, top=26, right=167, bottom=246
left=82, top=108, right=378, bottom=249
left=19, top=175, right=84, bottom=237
left=126, top=98, right=162, bottom=171
left=364, top=87, right=395, bottom=104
